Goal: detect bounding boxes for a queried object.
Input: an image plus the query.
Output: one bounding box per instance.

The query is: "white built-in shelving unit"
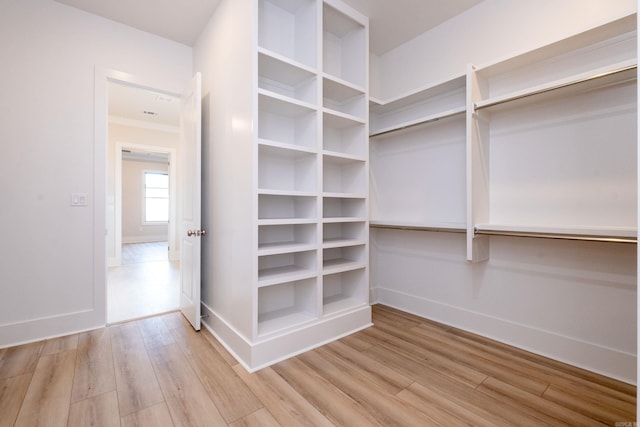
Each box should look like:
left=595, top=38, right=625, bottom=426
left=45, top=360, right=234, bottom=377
left=369, top=14, right=637, bottom=263
left=245, top=0, right=370, bottom=367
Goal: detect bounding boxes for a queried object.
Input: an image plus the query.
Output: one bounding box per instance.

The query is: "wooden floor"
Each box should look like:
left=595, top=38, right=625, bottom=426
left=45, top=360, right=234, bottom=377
left=0, top=305, right=635, bottom=426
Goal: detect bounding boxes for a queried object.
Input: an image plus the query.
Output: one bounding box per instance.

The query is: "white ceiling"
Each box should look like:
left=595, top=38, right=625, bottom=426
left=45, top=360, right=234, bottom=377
left=67, top=0, right=484, bottom=127
left=55, top=0, right=483, bottom=55
left=108, top=81, right=180, bottom=127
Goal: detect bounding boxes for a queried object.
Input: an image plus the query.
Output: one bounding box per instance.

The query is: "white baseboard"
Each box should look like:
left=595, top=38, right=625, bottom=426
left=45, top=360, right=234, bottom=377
left=375, top=287, right=636, bottom=385
left=0, top=309, right=105, bottom=349
left=201, top=302, right=372, bottom=371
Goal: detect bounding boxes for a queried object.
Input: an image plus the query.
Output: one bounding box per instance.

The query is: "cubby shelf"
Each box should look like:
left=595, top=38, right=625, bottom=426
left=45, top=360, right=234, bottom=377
left=258, top=265, right=317, bottom=287
left=258, top=138, right=316, bottom=154
left=259, top=89, right=317, bottom=115
left=258, top=0, right=317, bottom=68
left=258, top=309, right=317, bottom=337
left=322, top=268, right=367, bottom=315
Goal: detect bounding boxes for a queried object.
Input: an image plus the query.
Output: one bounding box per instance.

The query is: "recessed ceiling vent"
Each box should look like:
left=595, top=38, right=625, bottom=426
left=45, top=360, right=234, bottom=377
left=143, top=110, right=158, bottom=116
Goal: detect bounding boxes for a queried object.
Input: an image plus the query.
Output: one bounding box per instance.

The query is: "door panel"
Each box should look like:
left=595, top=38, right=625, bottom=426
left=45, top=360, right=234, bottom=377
left=179, top=72, right=202, bottom=330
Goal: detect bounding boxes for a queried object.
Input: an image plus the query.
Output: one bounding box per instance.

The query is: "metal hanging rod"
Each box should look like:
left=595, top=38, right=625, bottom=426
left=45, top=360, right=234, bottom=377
left=475, top=64, right=637, bottom=111
left=370, top=223, right=466, bottom=234
left=369, top=109, right=465, bottom=138
left=474, top=228, right=637, bottom=244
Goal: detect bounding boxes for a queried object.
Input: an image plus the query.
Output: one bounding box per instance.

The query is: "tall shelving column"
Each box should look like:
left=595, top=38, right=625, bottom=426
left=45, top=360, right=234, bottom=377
left=256, top=0, right=320, bottom=338
left=321, top=0, right=369, bottom=318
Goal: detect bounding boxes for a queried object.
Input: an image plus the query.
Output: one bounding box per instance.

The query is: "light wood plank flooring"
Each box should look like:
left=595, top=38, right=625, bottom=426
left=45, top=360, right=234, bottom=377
left=0, top=305, right=635, bottom=426
left=108, top=242, right=179, bottom=323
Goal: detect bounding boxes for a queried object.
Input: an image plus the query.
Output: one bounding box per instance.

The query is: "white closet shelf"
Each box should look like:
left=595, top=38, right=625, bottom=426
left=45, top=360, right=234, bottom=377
left=323, top=217, right=366, bottom=223
left=323, top=296, right=366, bottom=316
left=258, top=242, right=318, bottom=256
left=322, top=149, right=366, bottom=162
left=323, top=238, right=366, bottom=249
left=258, top=265, right=317, bottom=288
left=322, top=192, right=366, bottom=199
left=370, top=74, right=466, bottom=113
left=475, top=60, right=637, bottom=111
left=323, top=109, right=366, bottom=126
left=258, top=138, right=317, bottom=154
left=322, top=259, right=366, bottom=275
left=258, top=218, right=317, bottom=226
left=258, top=309, right=317, bottom=337
left=370, top=220, right=466, bottom=233
left=258, top=47, right=317, bottom=81
left=370, top=106, right=466, bottom=137
left=259, top=90, right=317, bottom=116
left=258, top=142, right=317, bottom=159
left=323, top=73, right=366, bottom=100
left=258, top=189, right=317, bottom=197
left=474, top=224, right=637, bottom=243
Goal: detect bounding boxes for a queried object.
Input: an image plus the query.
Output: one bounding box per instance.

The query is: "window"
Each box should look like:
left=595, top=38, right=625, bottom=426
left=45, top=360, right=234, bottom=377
left=144, top=171, right=169, bottom=222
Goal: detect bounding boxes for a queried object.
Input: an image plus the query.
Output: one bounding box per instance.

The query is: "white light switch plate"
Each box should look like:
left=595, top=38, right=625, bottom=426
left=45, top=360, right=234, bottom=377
left=71, top=193, right=88, bottom=207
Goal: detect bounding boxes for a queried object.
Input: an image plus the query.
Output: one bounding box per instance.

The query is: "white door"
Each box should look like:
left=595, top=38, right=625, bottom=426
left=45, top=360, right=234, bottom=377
left=179, top=72, right=203, bottom=330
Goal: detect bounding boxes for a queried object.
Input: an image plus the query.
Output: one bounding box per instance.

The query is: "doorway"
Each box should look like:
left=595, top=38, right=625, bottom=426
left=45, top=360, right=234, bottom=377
left=106, top=81, right=181, bottom=323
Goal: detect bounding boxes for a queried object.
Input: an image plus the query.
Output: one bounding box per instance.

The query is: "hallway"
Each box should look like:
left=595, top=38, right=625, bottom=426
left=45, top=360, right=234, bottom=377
left=108, top=242, right=180, bottom=323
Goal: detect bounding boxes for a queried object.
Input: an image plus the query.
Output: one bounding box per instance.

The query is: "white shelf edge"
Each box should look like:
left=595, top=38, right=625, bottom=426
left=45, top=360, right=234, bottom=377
left=322, top=150, right=366, bottom=162
left=322, top=192, right=366, bottom=199
left=322, top=297, right=367, bottom=317
left=258, top=138, right=317, bottom=154
left=474, top=223, right=637, bottom=243
left=322, top=108, right=366, bottom=125
left=258, top=88, right=318, bottom=112
left=257, top=266, right=318, bottom=288
left=322, top=238, right=366, bottom=249
left=258, top=218, right=318, bottom=226
left=369, top=106, right=466, bottom=137
left=257, top=46, right=318, bottom=75
left=321, top=149, right=365, bottom=161
left=322, top=260, right=366, bottom=275
left=258, top=242, right=318, bottom=257
left=475, top=59, right=637, bottom=110
left=323, top=217, right=366, bottom=223
left=257, top=310, right=318, bottom=338
left=322, top=72, right=366, bottom=94
left=370, top=220, right=466, bottom=233
left=370, top=73, right=466, bottom=108
left=258, top=189, right=317, bottom=197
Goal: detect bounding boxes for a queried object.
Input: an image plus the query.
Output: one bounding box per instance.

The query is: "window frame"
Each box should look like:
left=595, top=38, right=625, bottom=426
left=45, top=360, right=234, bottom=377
left=142, top=170, right=170, bottom=224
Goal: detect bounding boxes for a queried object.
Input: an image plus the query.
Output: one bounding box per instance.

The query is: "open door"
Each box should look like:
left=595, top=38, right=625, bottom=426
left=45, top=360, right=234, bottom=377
left=179, top=72, right=203, bottom=330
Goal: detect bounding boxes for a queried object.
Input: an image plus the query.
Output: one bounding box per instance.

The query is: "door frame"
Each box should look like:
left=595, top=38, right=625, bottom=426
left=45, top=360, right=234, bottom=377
left=113, top=142, right=178, bottom=266
left=95, top=67, right=183, bottom=324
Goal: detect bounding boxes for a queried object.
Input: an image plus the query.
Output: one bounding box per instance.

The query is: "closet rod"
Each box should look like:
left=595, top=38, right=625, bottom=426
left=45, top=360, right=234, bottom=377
left=475, top=64, right=637, bottom=111
left=474, top=228, right=637, bottom=244
left=369, top=109, right=465, bottom=138
left=371, top=223, right=466, bottom=233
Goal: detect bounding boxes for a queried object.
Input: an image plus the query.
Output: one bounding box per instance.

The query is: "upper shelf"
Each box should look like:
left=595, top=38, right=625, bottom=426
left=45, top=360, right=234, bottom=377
left=369, top=74, right=466, bottom=136
left=474, top=224, right=637, bottom=244
left=475, top=60, right=637, bottom=111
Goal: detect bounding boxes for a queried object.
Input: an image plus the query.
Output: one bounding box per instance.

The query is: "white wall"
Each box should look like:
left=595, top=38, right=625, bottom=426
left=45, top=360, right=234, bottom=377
left=0, top=0, right=192, bottom=347
left=121, top=159, right=169, bottom=243
left=370, top=0, right=637, bottom=383
left=371, top=0, right=637, bottom=100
